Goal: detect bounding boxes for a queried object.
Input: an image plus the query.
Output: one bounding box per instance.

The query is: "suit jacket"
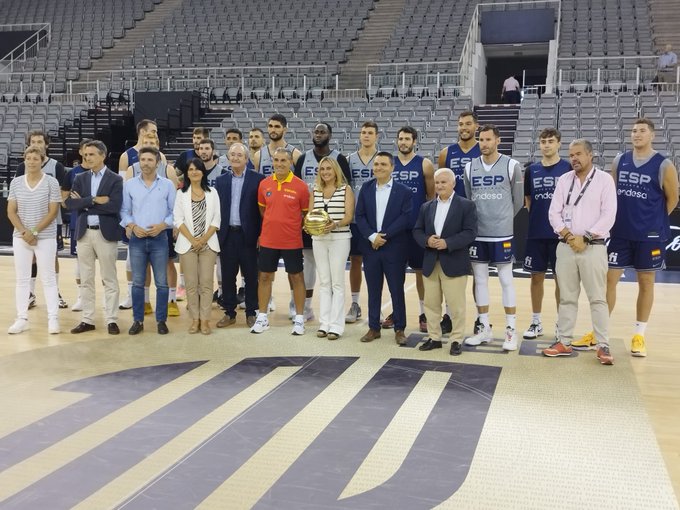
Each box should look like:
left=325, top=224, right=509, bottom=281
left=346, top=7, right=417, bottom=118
left=173, top=187, right=221, bottom=254
left=413, top=194, right=477, bottom=277
left=214, top=169, right=264, bottom=247
left=65, top=167, right=123, bottom=242
left=355, top=178, right=412, bottom=258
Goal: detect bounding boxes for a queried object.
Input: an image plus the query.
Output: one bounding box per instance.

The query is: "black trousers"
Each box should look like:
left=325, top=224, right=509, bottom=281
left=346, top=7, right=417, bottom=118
left=220, top=228, right=258, bottom=317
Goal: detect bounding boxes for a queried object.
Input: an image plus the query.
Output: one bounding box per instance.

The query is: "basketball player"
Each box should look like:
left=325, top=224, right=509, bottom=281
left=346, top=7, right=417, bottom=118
left=118, top=119, right=160, bottom=174
left=197, top=139, right=224, bottom=187
left=345, top=120, right=379, bottom=323
left=248, top=128, right=265, bottom=162
left=175, top=127, right=210, bottom=173
left=522, top=128, right=571, bottom=339
left=217, top=128, right=255, bottom=171
left=463, top=125, right=524, bottom=350
left=381, top=126, right=434, bottom=333
left=252, top=114, right=302, bottom=176
left=294, top=122, right=352, bottom=321
left=582, top=118, right=678, bottom=357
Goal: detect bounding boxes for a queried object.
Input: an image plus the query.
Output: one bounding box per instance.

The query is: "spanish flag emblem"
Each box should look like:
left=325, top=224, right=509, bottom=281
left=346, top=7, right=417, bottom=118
left=651, top=249, right=661, bottom=257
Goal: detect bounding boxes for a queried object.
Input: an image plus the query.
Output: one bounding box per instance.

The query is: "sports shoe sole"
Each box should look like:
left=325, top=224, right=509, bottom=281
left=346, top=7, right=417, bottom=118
left=631, top=351, right=647, bottom=358
left=250, top=325, right=270, bottom=334
left=571, top=344, right=597, bottom=351
left=542, top=350, right=572, bottom=357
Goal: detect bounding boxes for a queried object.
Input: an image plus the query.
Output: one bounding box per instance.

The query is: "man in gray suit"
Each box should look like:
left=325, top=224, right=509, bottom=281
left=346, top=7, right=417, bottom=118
left=413, top=168, right=477, bottom=354
left=66, top=140, right=124, bottom=335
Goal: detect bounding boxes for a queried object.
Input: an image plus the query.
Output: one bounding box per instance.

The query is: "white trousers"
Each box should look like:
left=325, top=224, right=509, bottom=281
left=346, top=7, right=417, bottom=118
left=312, top=237, right=350, bottom=335
left=13, top=237, right=58, bottom=321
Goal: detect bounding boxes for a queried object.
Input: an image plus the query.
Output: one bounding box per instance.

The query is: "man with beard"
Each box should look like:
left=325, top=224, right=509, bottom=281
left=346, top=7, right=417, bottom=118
left=252, top=114, right=301, bottom=176
left=197, top=139, right=224, bottom=186
left=438, top=111, right=481, bottom=198
left=381, top=126, right=435, bottom=334
left=175, top=127, right=210, bottom=173
left=294, top=122, right=352, bottom=321
left=248, top=128, right=265, bottom=162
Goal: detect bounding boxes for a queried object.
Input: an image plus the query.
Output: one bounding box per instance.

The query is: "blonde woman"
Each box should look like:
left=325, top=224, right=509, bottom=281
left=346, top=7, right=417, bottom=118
left=308, top=157, right=354, bottom=339
left=174, top=158, right=221, bottom=334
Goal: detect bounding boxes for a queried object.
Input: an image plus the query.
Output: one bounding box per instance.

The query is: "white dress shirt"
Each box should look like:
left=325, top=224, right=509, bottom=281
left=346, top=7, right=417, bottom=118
left=434, top=193, right=454, bottom=236
left=369, top=178, right=393, bottom=243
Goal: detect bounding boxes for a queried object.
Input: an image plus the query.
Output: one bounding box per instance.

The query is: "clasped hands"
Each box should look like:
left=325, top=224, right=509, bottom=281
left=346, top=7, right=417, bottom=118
left=427, top=235, right=448, bottom=250
left=566, top=234, right=587, bottom=253
left=126, top=223, right=167, bottom=239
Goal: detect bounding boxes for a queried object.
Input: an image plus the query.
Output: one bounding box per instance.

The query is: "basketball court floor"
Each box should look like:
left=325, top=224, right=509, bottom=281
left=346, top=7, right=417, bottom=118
left=0, top=256, right=678, bottom=509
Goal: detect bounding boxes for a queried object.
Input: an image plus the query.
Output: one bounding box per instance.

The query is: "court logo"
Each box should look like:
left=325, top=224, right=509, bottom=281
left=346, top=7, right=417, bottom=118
left=0, top=357, right=501, bottom=509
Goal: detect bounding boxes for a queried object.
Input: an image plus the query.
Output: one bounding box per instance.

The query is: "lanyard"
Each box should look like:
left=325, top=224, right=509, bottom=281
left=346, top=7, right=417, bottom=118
left=566, top=169, right=595, bottom=206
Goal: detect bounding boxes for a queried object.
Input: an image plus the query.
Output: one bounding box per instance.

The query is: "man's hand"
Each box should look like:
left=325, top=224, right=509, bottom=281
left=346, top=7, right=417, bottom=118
left=568, top=235, right=586, bottom=253
left=146, top=224, right=167, bottom=237
left=92, top=195, right=109, bottom=204
left=69, top=190, right=81, bottom=199
left=129, top=224, right=147, bottom=238
left=372, top=233, right=387, bottom=249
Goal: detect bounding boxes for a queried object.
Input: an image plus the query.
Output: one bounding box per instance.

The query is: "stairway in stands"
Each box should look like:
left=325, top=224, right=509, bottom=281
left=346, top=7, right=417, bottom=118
left=473, top=104, right=520, bottom=156
left=162, top=109, right=233, bottom=162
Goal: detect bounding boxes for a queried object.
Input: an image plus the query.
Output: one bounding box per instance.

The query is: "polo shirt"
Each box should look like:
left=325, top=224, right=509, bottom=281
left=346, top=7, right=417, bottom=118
left=258, top=171, right=309, bottom=249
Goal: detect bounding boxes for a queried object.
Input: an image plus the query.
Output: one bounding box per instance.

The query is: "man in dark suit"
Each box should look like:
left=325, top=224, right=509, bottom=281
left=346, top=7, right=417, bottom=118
left=413, top=168, right=477, bottom=354
left=355, top=151, right=412, bottom=345
left=214, top=142, right=265, bottom=328
left=65, top=140, right=124, bottom=335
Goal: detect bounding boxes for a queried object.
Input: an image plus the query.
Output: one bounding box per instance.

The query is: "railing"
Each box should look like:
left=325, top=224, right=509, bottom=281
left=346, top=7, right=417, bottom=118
left=556, top=56, right=663, bottom=90
left=0, top=23, right=51, bottom=75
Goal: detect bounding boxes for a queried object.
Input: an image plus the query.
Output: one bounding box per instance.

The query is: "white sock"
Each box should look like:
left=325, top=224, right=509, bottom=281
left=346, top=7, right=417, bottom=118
left=304, top=297, right=312, bottom=309
left=257, top=312, right=267, bottom=321
left=76, top=284, right=82, bottom=299
left=352, top=292, right=359, bottom=304
left=169, top=288, right=176, bottom=302
left=217, top=285, right=222, bottom=297
left=294, top=313, right=304, bottom=323
left=635, top=322, right=647, bottom=335
left=532, top=312, right=541, bottom=324
left=144, top=286, right=150, bottom=302
left=290, top=289, right=295, bottom=301
left=506, top=314, right=517, bottom=330
left=479, top=313, right=490, bottom=329
left=419, top=300, right=425, bottom=314
left=127, top=282, right=133, bottom=297
left=30, top=277, right=36, bottom=294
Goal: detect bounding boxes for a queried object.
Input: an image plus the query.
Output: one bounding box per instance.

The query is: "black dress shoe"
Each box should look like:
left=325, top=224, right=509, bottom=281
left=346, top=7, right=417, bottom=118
left=71, top=322, right=95, bottom=334
left=419, top=338, right=443, bottom=351
left=157, top=321, right=169, bottom=335
left=128, top=321, right=144, bottom=335
left=107, top=323, right=120, bottom=335
left=450, top=341, right=463, bottom=356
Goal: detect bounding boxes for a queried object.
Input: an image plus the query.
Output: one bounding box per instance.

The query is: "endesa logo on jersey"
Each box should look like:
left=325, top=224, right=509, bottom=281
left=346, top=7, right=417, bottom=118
left=471, top=175, right=504, bottom=187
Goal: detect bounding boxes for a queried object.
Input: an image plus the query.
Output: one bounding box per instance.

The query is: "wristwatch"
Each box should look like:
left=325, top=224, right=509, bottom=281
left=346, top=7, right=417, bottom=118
left=31, top=228, right=38, bottom=236
left=584, top=231, right=594, bottom=244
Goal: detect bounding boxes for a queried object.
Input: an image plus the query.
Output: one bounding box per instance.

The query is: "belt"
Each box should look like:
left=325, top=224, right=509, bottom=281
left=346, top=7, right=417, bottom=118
left=87, top=225, right=100, bottom=230
left=559, top=237, right=605, bottom=245
left=229, top=225, right=242, bottom=231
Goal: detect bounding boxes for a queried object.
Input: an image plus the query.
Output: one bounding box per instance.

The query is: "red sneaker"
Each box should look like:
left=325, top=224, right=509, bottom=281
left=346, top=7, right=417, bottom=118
left=542, top=341, right=573, bottom=357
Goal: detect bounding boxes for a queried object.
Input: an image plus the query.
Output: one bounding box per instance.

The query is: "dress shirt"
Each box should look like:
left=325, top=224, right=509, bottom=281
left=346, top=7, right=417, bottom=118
left=434, top=193, right=454, bottom=236
left=549, top=167, right=617, bottom=238
left=368, top=178, right=393, bottom=243
left=230, top=170, right=245, bottom=226
left=503, top=77, right=520, bottom=91
left=120, top=174, right=176, bottom=229
left=87, top=168, right=105, bottom=226
left=658, top=51, right=677, bottom=70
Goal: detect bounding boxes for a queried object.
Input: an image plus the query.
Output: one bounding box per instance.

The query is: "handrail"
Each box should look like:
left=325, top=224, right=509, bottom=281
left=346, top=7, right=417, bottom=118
left=0, top=23, right=51, bottom=75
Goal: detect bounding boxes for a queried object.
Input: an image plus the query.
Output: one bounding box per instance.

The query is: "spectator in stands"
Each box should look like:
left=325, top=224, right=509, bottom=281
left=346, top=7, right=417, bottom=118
left=308, top=157, right=354, bottom=340
left=120, top=146, right=176, bottom=336
left=174, top=158, right=221, bottom=335
left=543, top=139, right=617, bottom=365
left=294, top=122, right=352, bottom=322
left=66, top=140, right=123, bottom=336
left=252, top=114, right=302, bottom=176
left=122, top=134, right=181, bottom=317
left=345, top=120, right=380, bottom=324
left=7, top=146, right=62, bottom=335
left=501, top=74, right=522, bottom=104
left=604, top=119, right=678, bottom=357
left=382, top=126, right=434, bottom=334
left=413, top=168, right=477, bottom=354
left=118, top=119, right=159, bottom=174
left=214, top=142, right=264, bottom=329
left=521, top=128, right=571, bottom=341
left=657, top=44, right=678, bottom=84
left=463, top=125, right=524, bottom=351
left=355, top=152, right=412, bottom=345
left=15, top=130, right=68, bottom=310
left=175, top=127, right=210, bottom=173
left=61, top=138, right=92, bottom=312
left=250, top=147, right=309, bottom=336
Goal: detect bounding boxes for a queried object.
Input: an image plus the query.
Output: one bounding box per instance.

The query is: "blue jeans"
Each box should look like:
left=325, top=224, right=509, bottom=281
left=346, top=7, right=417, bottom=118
left=129, top=231, right=169, bottom=322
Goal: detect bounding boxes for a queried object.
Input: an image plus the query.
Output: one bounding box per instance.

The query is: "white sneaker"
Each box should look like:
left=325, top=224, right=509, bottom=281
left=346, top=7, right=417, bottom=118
left=288, top=300, right=296, bottom=319
left=291, top=318, right=305, bottom=336
left=8, top=319, right=29, bottom=334
left=268, top=296, right=276, bottom=312
left=465, top=324, right=492, bottom=345
left=522, top=322, right=543, bottom=339
left=48, top=319, right=61, bottom=334
left=345, top=302, right=361, bottom=323
left=250, top=315, right=270, bottom=334
left=119, top=296, right=132, bottom=310
left=303, top=306, right=315, bottom=322
left=503, top=326, right=518, bottom=351
left=71, top=299, right=83, bottom=312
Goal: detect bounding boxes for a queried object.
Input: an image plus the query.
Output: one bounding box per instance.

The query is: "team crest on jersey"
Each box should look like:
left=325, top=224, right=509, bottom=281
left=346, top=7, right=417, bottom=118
left=0, top=356, right=500, bottom=508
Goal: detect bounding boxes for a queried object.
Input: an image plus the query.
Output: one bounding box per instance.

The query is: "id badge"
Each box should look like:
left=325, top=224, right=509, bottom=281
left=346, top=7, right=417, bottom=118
left=564, top=211, right=572, bottom=229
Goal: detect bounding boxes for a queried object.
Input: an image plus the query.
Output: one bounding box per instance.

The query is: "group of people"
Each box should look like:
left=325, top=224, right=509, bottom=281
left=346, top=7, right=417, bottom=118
left=6, top=110, right=678, bottom=367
